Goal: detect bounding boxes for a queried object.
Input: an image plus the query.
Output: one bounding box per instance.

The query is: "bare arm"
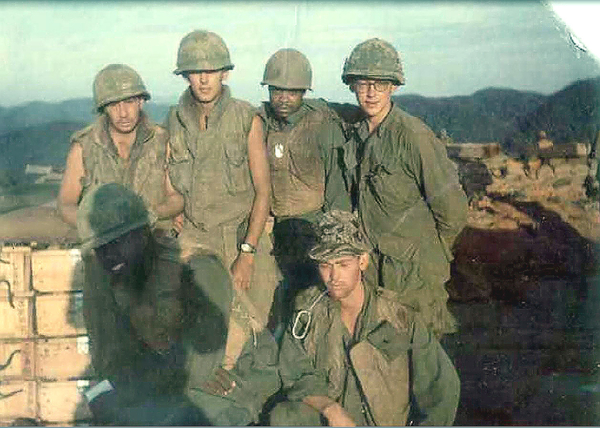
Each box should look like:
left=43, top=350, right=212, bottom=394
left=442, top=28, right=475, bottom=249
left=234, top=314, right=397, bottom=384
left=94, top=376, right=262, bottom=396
left=57, top=142, right=84, bottom=226
left=154, top=143, right=184, bottom=220
left=231, top=115, right=271, bottom=290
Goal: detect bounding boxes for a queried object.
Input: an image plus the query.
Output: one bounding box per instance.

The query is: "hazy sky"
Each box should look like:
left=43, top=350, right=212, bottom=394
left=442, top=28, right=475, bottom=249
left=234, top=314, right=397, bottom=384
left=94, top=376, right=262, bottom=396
left=1, top=1, right=599, bottom=108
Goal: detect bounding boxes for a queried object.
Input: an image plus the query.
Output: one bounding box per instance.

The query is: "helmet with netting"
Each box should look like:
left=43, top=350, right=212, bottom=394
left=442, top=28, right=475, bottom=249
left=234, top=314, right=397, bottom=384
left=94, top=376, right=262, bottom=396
left=77, top=183, right=155, bottom=251
left=342, top=38, right=405, bottom=85
left=174, top=30, right=234, bottom=74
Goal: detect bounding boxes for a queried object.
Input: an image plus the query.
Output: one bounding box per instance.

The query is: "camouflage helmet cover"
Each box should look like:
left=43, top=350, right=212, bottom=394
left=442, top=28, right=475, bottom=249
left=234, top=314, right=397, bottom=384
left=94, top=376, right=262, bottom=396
left=309, top=210, right=370, bottom=261
left=77, top=183, right=155, bottom=252
left=174, top=30, right=234, bottom=75
left=342, top=38, right=405, bottom=85
left=262, top=48, right=312, bottom=90
left=93, top=64, right=150, bottom=111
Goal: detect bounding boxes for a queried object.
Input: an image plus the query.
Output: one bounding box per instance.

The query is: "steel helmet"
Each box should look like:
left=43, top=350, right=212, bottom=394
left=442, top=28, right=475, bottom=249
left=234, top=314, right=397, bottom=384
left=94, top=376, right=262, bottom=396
left=77, top=183, right=155, bottom=252
left=261, top=48, right=312, bottom=90
left=341, top=38, right=405, bottom=85
left=93, top=64, right=150, bottom=111
left=174, top=30, right=234, bottom=75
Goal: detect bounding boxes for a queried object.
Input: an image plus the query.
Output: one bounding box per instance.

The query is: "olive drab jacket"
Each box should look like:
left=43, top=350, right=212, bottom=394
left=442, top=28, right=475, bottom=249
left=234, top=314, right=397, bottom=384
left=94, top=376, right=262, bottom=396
left=73, top=113, right=172, bottom=230
left=258, top=99, right=351, bottom=218
left=278, top=284, right=460, bottom=426
left=166, top=86, right=255, bottom=235
left=350, top=103, right=468, bottom=335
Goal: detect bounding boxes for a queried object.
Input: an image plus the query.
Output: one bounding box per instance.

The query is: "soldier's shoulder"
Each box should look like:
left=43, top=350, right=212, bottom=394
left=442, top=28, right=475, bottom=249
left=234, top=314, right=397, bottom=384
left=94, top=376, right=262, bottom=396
left=389, top=104, right=435, bottom=136
left=229, top=97, right=257, bottom=114
left=325, top=102, right=364, bottom=124
left=70, top=120, right=99, bottom=144
left=146, top=119, right=168, bottom=139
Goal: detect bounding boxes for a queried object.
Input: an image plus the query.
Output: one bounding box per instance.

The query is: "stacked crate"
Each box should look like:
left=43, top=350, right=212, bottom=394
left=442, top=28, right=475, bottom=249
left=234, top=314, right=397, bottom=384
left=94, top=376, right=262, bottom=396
left=0, top=246, right=92, bottom=426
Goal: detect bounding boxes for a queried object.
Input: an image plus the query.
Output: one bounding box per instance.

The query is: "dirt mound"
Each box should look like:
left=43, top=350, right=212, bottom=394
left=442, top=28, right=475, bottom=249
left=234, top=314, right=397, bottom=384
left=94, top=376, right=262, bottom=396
left=448, top=147, right=599, bottom=302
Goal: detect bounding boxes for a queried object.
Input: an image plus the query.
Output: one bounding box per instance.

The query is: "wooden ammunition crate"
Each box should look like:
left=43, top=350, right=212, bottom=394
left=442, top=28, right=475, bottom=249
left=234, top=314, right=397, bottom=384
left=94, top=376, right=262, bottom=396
left=38, top=380, right=92, bottom=423
left=36, top=292, right=85, bottom=337
left=0, top=246, right=32, bottom=295
left=36, top=337, right=90, bottom=380
left=0, top=295, right=34, bottom=339
left=0, top=340, right=34, bottom=379
left=32, top=249, right=84, bottom=293
left=0, top=381, right=37, bottom=421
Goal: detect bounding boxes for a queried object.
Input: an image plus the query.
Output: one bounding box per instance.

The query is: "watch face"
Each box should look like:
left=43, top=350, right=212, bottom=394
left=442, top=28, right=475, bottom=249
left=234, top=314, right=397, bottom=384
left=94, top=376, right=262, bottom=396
left=240, top=243, right=256, bottom=253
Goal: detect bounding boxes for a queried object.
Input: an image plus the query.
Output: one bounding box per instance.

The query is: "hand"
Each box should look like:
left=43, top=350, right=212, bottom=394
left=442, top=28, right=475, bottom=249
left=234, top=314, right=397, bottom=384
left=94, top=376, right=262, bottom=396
left=231, top=253, right=255, bottom=290
left=200, top=368, right=237, bottom=396
left=322, top=402, right=357, bottom=427
left=172, top=213, right=184, bottom=234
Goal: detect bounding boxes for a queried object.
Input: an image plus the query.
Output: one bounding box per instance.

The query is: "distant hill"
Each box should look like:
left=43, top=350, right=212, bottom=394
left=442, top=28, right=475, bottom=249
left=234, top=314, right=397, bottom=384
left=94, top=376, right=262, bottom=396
left=0, top=121, right=85, bottom=170
left=1, top=78, right=599, bottom=172
left=502, top=77, right=600, bottom=155
left=0, top=98, right=170, bottom=134
left=395, top=88, right=547, bottom=143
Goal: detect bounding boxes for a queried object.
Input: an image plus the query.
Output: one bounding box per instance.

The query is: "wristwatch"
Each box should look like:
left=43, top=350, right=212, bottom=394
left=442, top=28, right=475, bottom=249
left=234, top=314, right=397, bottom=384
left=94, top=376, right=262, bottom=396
left=239, top=242, right=256, bottom=254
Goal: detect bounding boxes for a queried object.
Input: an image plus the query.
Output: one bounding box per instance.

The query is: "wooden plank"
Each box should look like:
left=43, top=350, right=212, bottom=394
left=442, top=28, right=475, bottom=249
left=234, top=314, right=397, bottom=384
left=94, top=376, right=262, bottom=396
left=38, top=380, right=92, bottom=423
left=36, top=337, right=91, bottom=380
left=36, top=292, right=85, bottom=337
left=0, top=296, right=33, bottom=339
left=0, top=381, right=37, bottom=421
left=0, top=246, right=32, bottom=295
left=32, top=249, right=84, bottom=293
left=0, top=340, right=34, bottom=379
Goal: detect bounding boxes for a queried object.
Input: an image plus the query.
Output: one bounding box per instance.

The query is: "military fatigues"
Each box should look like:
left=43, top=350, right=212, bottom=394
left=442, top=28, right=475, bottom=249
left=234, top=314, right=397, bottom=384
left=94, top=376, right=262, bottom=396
left=259, top=99, right=350, bottom=219
left=73, top=113, right=172, bottom=231
left=349, top=103, right=468, bottom=336
left=272, top=283, right=460, bottom=426
left=167, top=86, right=280, bottom=367
left=258, top=99, right=351, bottom=330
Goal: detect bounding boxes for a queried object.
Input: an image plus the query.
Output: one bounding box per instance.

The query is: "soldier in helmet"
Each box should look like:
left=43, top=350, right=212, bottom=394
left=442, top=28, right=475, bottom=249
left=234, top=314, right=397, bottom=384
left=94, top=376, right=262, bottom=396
left=58, top=64, right=183, bottom=235
left=340, top=39, right=468, bottom=337
left=166, top=31, right=278, bottom=368
left=258, top=48, right=351, bottom=334
left=77, top=183, right=280, bottom=426
left=266, top=210, right=459, bottom=426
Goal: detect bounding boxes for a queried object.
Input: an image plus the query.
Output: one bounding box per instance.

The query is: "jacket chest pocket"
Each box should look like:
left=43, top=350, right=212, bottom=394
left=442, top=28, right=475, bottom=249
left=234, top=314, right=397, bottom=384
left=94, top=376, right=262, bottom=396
left=362, top=161, right=390, bottom=201
left=366, top=320, right=409, bottom=361
left=223, top=138, right=251, bottom=195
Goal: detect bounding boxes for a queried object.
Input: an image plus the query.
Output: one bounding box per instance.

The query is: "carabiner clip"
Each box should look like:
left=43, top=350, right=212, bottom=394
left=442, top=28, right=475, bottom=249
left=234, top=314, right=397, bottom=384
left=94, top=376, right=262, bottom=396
left=292, top=310, right=312, bottom=340
left=291, top=290, right=328, bottom=340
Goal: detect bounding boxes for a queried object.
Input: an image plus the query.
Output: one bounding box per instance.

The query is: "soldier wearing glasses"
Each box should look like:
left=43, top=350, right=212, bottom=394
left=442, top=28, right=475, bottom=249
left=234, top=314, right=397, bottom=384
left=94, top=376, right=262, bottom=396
left=341, top=38, right=468, bottom=337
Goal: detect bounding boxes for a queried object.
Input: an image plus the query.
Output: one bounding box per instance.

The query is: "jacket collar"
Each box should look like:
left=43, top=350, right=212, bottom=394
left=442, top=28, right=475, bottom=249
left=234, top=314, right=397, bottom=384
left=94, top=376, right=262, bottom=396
left=259, top=100, right=314, bottom=131
left=177, top=85, right=232, bottom=131
left=96, top=112, right=154, bottom=154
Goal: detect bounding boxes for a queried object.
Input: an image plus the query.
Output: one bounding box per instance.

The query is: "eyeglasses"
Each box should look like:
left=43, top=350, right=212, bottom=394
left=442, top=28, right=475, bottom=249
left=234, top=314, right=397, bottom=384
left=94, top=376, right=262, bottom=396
left=353, top=80, right=393, bottom=93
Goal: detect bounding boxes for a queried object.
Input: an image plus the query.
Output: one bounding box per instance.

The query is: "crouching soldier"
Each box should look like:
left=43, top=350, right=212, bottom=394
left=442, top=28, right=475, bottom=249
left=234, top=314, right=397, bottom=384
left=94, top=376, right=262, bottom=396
left=270, top=210, right=460, bottom=426
left=77, top=183, right=279, bottom=425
